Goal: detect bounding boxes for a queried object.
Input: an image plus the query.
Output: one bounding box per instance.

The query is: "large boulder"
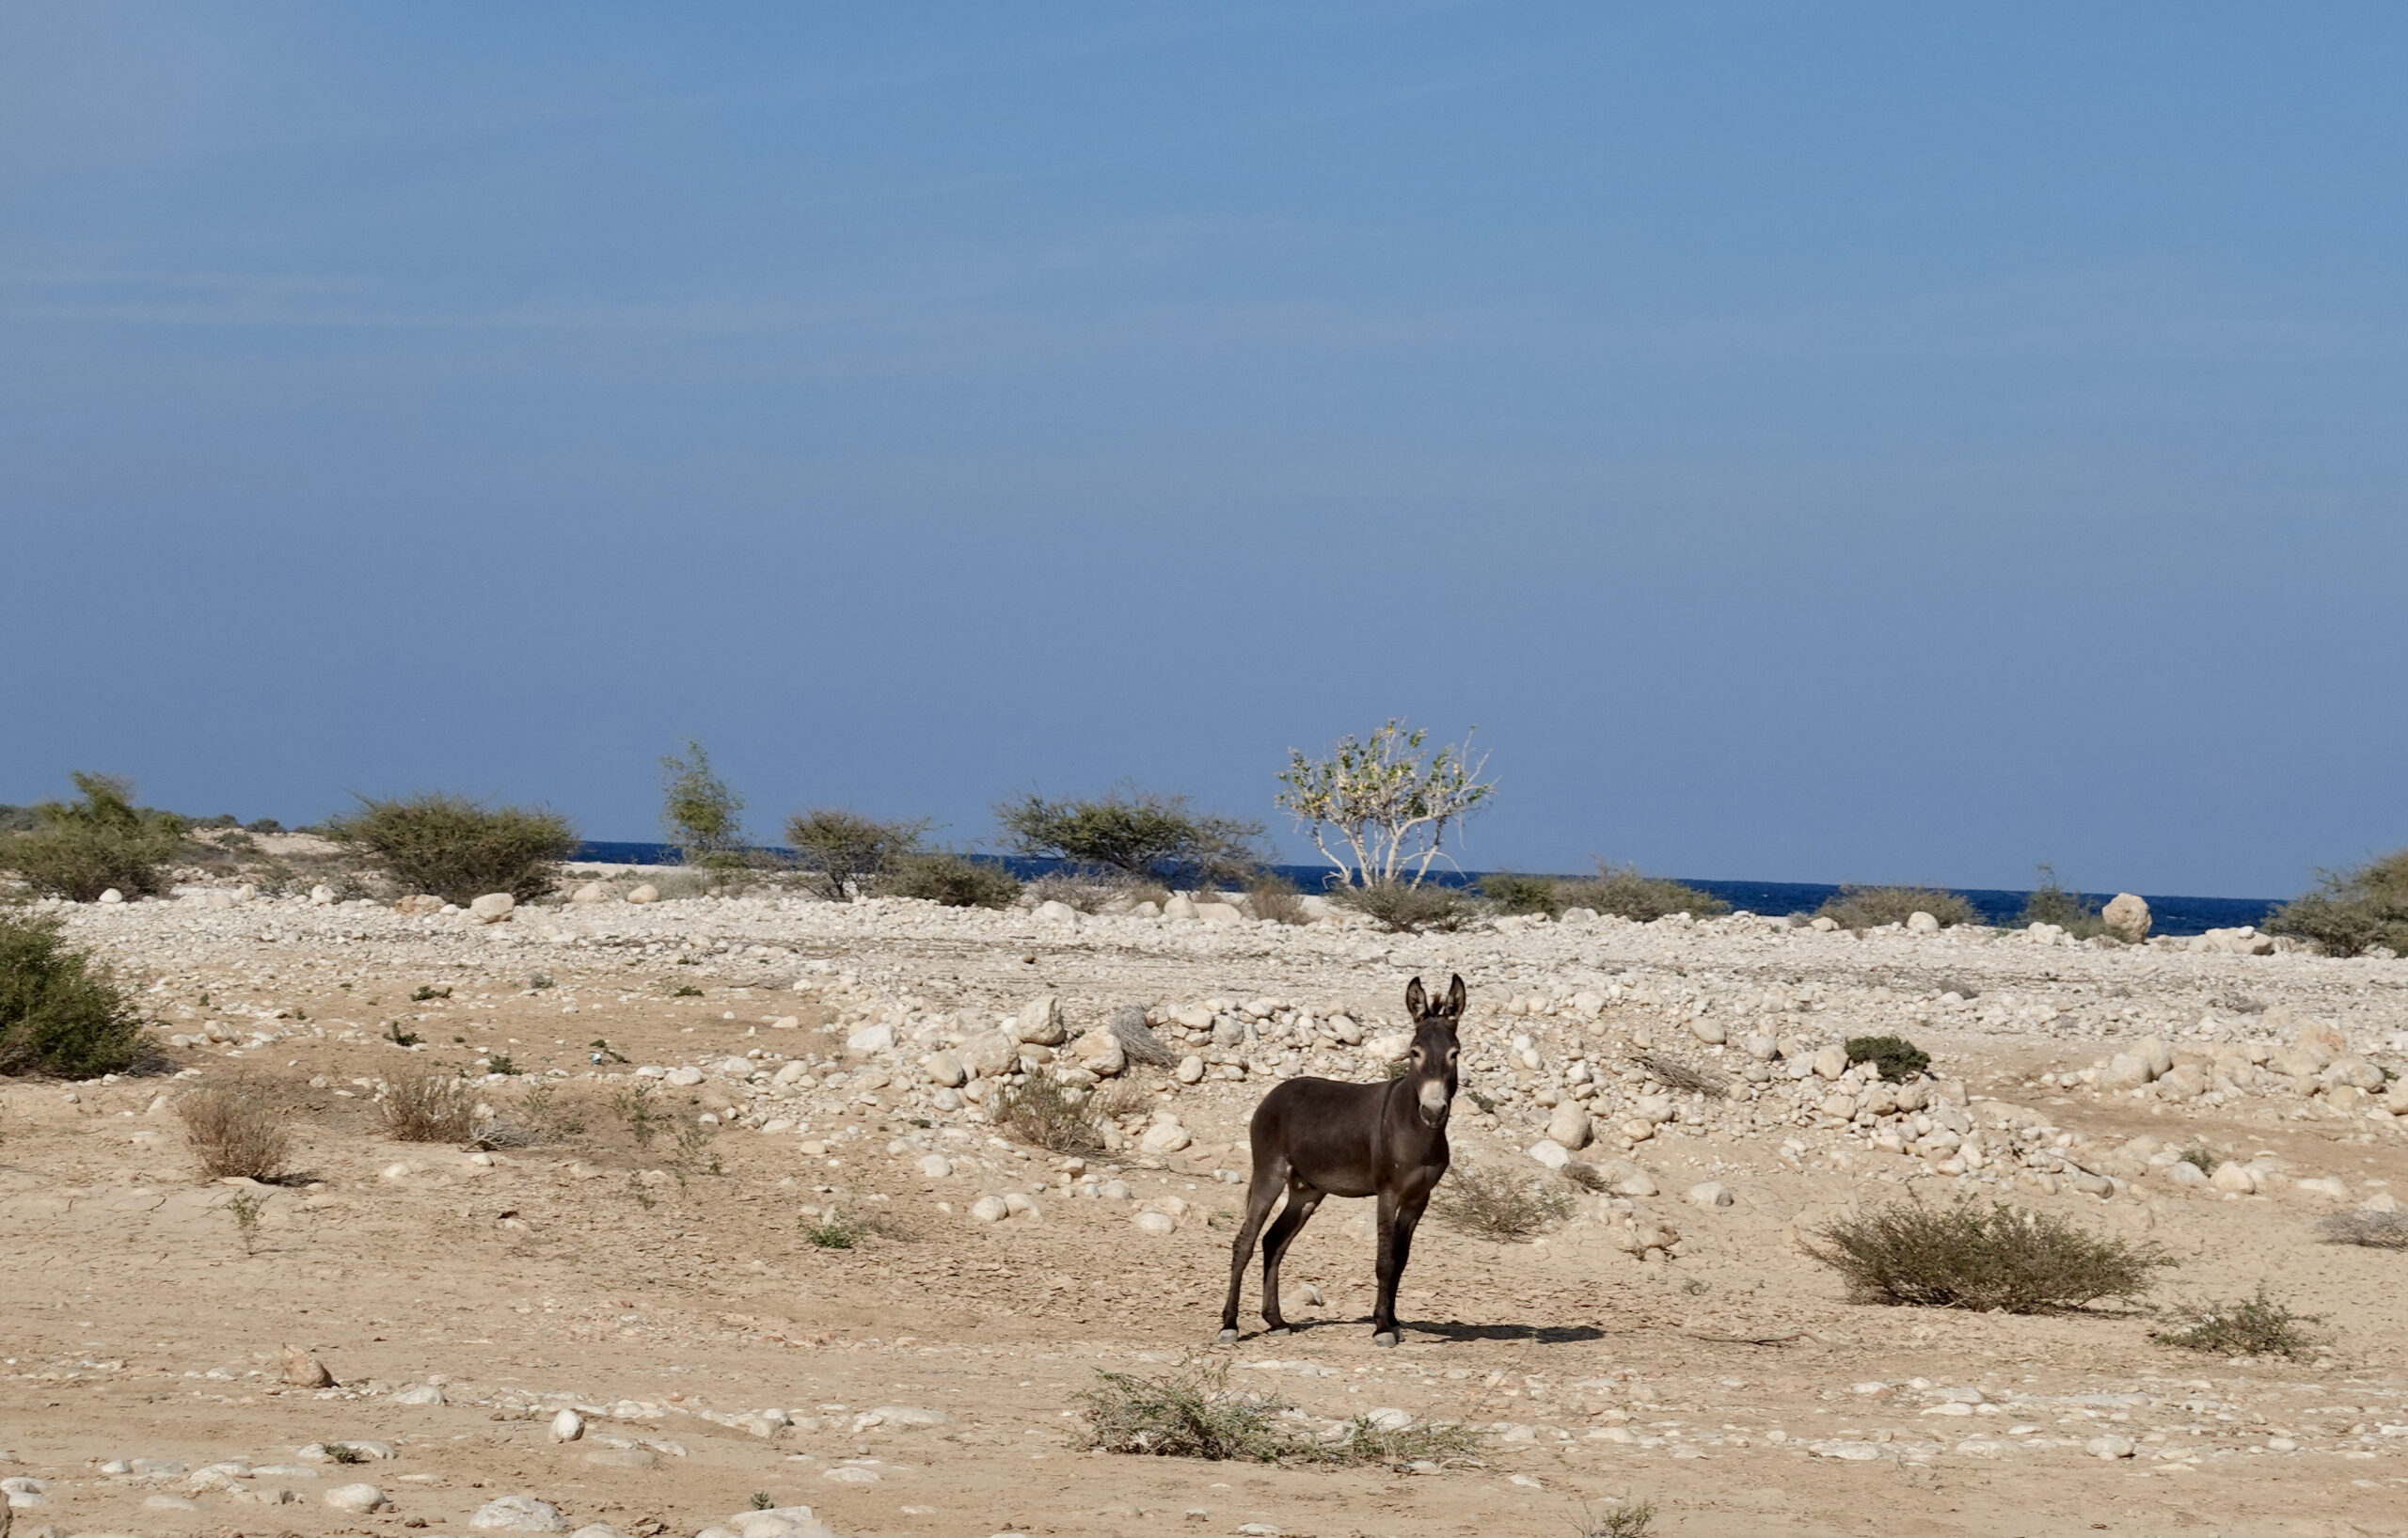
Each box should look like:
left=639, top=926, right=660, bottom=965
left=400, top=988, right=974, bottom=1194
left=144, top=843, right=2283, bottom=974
left=1070, top=1031, right=1127, bottom=1077
left=2102, top=893, right=2151, bottom=941
left=1546, top=1102, right=1592, bottom=1150
left=1014, top=995, right=1067, bottom=1045
left=468, top=893, right=516, bottom=924
left=957, top=1031, right=1019, bottom=1080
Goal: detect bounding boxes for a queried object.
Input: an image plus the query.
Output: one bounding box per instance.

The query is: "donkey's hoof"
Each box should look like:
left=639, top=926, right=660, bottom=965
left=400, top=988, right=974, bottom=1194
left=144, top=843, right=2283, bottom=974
left=1215, top=1328, right=1240, bottom=1344
left=1372, top=1330, right=1400, bottom=1349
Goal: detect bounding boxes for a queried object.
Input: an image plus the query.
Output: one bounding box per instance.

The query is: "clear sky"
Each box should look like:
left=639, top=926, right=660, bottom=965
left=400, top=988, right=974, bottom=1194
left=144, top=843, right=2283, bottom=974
left=6, top=4, right=2403, bottom=896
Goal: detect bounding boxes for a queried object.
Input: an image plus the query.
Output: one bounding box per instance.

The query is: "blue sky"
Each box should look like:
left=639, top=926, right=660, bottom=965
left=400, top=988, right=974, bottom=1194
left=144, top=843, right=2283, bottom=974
left=5, top=4, right=2403, bottom=896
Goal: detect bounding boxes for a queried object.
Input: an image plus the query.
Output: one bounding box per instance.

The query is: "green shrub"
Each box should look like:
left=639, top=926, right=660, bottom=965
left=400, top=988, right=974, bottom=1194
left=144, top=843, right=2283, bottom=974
left=0, top=909, right=150, bottom=1077
left=0, top=804, right=38, bottom=832
left=658, top=739, right=747, bottom=870
left=1806, top=1197, right=2172, bottom=1312
left=2018, top=864, right=2105, bottom=937
left=1241, top=871, right=1308, bottom=925
left=1844, top=1035, right=1930, bottom=1082
left=1560, top=863, right=1729, bottom=922
left=1332, top=880, right=1470, bottom=933
left=2266, top=849, right=2408, bottom=958
left=2, top=773, right=186, bottom=901
left=1025, top=872, right=1125, bottom=914
left=1478, top=872, right=1562, bottom=917
left=882, top=851, right=1022, bottom=909
left=326, top=794, right=575, bottom=906
left=2152, top=1282, right=2324, bottom=1359
left=784, top=809, right=929, bottom=901
left=1815, top=884, right=1974, bottom=930
left=995, top=785, right=1261, bottom=886
left=1430, top=1165, right=1574, bottom=1241
left=2177, top=1145, right=2218, bottom=1175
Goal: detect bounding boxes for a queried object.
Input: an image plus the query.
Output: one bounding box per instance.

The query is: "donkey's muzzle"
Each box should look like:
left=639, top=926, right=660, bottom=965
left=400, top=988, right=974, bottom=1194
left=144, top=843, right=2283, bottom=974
left=1417, top=1078, right=1450, bottom=1126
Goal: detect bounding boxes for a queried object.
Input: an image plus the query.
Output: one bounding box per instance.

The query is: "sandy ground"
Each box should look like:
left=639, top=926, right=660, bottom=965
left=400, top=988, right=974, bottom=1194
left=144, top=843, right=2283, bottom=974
left=5, top=880, right=2408, bottom=1538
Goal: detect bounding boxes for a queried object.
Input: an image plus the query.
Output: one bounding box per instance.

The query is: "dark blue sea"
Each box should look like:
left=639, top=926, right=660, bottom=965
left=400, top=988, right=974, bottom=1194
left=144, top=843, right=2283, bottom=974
left=569, top=842, right=2280, bottom=938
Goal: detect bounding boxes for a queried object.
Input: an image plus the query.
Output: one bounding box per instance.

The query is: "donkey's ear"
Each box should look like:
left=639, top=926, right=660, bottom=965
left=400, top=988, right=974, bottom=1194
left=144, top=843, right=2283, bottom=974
left=1404, top=976, right=1428, bottom=1019
left=1445, top=974, right=1468, bottom=1019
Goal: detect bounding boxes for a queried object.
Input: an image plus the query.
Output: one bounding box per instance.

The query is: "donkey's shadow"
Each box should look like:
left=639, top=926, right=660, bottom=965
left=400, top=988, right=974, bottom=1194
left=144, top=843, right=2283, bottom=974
left=1225, top=1318, right=1606, bottom=1346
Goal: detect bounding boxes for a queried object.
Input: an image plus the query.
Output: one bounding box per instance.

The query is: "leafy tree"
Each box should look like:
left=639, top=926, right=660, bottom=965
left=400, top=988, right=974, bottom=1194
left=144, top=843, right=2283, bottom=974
left=2266, top=848, right=2408, bottom=957
left=659, top=739, right=746, bottom=869
left=326, top=793, right=575, bottom=905
left=1275, top=721, right=1493, bottom=887
left=0, top=908, right=150, bottom=1077
left=994, top=785, right=1261, bottom=887
left=2, top=772, right=185, bottom=901
left=784, top=809, right=929, bottom=900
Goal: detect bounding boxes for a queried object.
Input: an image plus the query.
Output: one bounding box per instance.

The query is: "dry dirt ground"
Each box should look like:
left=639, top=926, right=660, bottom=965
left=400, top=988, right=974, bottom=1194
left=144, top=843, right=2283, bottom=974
left=5, top=882, right=2408, bottom=1538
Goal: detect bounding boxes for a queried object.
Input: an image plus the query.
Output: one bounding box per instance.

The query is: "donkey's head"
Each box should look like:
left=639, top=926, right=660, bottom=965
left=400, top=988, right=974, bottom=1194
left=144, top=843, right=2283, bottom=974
left=1401, top=974, right=1467, bottom=1127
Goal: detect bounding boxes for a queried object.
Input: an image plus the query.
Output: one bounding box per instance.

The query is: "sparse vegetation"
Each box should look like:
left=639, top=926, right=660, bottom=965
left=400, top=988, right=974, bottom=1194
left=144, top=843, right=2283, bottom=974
left=0, top=908, right=150, bottom=1078
left=610, top=1080, right=665, bottom=1147
left=658, top=739, right=748, bottom=871
left=1332, top=880, right=1471, bottom=933
left=1560, top=863, right=1730, bottom=922
left=882, top=850, right=1022, bottom=909
left=2177, top=1145, right=2219, bottom=1175
left=178, top=1082, right=294, bottom=1181
left=2319, top=1209, right=2408, bottom=1249
left=800, top=1211, right=861, bottom=1248
left=1806, top=1197, right=2173, bottom=1312
left=1025, top=872, right=1127, bottom=914
left=325, top=793, right=576, bottom=906
left=227, top=1189, right=266, bottom=1255
left=2265, top=848, right=2408, bottom=958
left=2152, top=1282, right=2324, bottom=1359
left=383, top=1023, right=421, bottom=1047
left=410, top=985, right=452, bottom=1002
left=1, top=772, right=185, bottom=902
left=380, top=1073, right=476, bottom=1143
left=1576, top=1498, right=1659, bottom=1538
left=323, top=1443, right=367, bottom=1466
left=1478, top=871, right=1562, bottom=917
left=784, top=808, right=930, bottom=901
left=995, top=785, right=1261, bottom=887
left=1318, top=1414, right=1487, bottom=1468
left=1815, top=884, right=1974, bottom=930
left=1242, top=871, right=1308, bottom=925
left=1843, top=1035, right=1931, bottom=1082
left=484, top=1054, right=521, bottom=1076
left=1276, top=720, right=1494, bottom=888
left=1078, top=1359, right=1483, bottom=1466
left=1430, top=1165, right=1574, bottom=1241
left=1631, top=1050, right=1727, bottom=1096
left=990, top=1071, right=1105, bottom=1155
left=2019, top=864, right=2105, bottom=937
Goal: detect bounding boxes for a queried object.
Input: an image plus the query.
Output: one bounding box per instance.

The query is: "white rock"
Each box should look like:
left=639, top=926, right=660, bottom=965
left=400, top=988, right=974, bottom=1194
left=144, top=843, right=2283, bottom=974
left=2210, top=1162, right=2258, bottom=1194
left=1139, top=1118, right=1192, bottom=1154
left=846, top=1023, right=895, bottom=1053
left=469, top=893, right=516, bottom=923
left=863, top=1404, right=954, bottom=1426
left=918, top=1154, right=953, bottom=1179
left=1688, top=1018, right=1727, bottom=1045
left=1687, top=1181, right=1734, bottom=1208
left=1014, top=994, right=1067, bottom=1045
left=970, top=1196, right=1010, bottom=1223
left=324, top=1483, right=388, bottom=1514
left=1133, top=1210, right=1177, bottom=1235
left=1176, top=1054, right=1207, bottom=1085
left=1812, top=1045, right=1848, bottom=1080
left=390, top=1383, right=445, bottom=1404
left=1906, top=911, right=1941, bottom=934
left=2103, top=893, right=2151, bottom=941
left=1070, top=1031, right=1127, bottom=1076
left=99, top=887, right=124, bottom=904
left=626, top=883, right=659, bottom=904
left=300, top=1441, right=395, bottom=1462
left=1035, top=899, right=1081, bottom=925
left=773, top=1060, right=811, bottom=1086
left=1526, top=1139, right=1571, bottom=1170
left=1545, top=1102, right=1592, bottom=1150
left=548, top=1409, right=584, bottom=1443
left=821, top=1465, right=881, bottom=1484
left=1365, top=1032, right=1413, bottom=1064
left=958, top=1031, right=1018, bottom=1080
left=1162, top=894, right=1198, bottom=920
left=1362, top=1407, right=1414, bottom=1431
left=468, top=1495, right=569, bottom=1530
left=664, top=1066, right=705, bottom=1087
left=2294, top=1176, right=2350, bottom=1200
left=2085, top=1435, right=2136, bottom=1459
left=570, top=881, right=610, bottom=904
left=1632, top=1094, right=1675, bottom=1124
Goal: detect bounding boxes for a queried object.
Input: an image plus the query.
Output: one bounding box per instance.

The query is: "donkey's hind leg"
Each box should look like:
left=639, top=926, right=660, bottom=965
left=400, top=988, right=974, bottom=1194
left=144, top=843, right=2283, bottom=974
left=1219, top=1150, right=1291, bottom=1343
left=1257, top=1177, right=1326, bottom=1334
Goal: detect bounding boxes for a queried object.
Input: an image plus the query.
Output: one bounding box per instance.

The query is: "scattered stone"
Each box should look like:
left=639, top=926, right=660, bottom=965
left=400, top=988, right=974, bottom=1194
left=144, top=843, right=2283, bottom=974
left=626, top=883, right=659, bottom=904
left=846, top=1023, right=895, bottom=1053
left=1015, top=994, right=1067, bottom=1045
left=280, top=1344, right=335, bottom=1387
left=1905, top=911, right=1941, bottom=934
left=1526, top=1139, right=1571, bottom=1170
left=549, top=1408, right=584, bottom=1443
left=570, top=881, right=610, bottom=905
left=1134, top=1211, right=1177, bottom=1235
left=469, top=893, right=516, bottom=923
left=1545, top=1102, right=1592, bottom=1150
left=390, top=1383, right=446, bottom=1405
left=324, top=1483, right=388, bottom=1514
left=1687, top=1181, right=1734, bottom=1208
left=918, top=1154, right=954, bottom=1179
left=2085, top=1435, right=2136, bottom=1460
left=468, top=1496, right=569, bottom=1531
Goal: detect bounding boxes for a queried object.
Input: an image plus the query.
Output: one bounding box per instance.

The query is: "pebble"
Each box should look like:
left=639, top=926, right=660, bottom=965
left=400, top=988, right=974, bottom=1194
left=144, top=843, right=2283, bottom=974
left=2085, top=1435, right=2137, bottom=1460
left=549, top=1408, right=585, bottom=1442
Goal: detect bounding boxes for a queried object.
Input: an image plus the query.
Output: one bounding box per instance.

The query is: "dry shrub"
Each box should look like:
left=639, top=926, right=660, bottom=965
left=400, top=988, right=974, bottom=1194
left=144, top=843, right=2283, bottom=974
left=1242, top=872, right=1309, bottom=926
left=1430, top=1165, right=1573, bottom=1241
left=381, top=1073, right=476, bottom=1143
left=881, top=851, right=1022, bottom=909
left=1477, top=872, right=1562, bottom=917
left=178, top=1082, right=293, bottom=1181
left=1577, top=1499, right=1659, bottom=1538
left=1807, top=1197, right=2172, bottom=1311
left=1332, top=880, right=1469, bottom=933
left=1025, top=873, right=1122, bottom=913
left=2320, top=1209, right=2408, bottom=1249
left=1, top=772, right=185, bottom=902
left=1077, top=1359, right=1482, bottom=1467
left=1631, top=1050, right=1727, bottom=1095
left=2152, top=1282, right=2324, bottom=1359
left=1560, top=863, right=1729, bottom=921
left=989, top=1071, right=1104, bottom=1155
left=2266, top=848, right=2408, bottom=957
left=1816, top=884, right=1975, bottom=930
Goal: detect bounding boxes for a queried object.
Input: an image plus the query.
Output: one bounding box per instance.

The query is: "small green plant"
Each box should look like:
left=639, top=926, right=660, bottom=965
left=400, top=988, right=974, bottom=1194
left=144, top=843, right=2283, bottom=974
left=1078, top=1358, right=1293, bottom=1461
left=0, top=772, right=185, bottom=901
left=800, top=1211, right=859, bottom=1248
left=507, top=1081, right=583, bottom=1142
left=2318, top=1209, right=2408, bottom=1249
left=1464, top=1086, right=1497, bottom=1114
left=1576, top=1498, right=1658, bottom=1538
left=669, top=1118, right=721, bottom=1178
left=1332, top=880, right=1471, bottom=933
left=410, top=985, right=452, bottom=1003
left=1558, top=862, right=1729, bottom=922
left=2018, top=864, right=2105, bottom=938
left=781, top=808, right=930, bottom=900
left=2265, top=848, right=2408, bottom=958
left=1806, top=1197, right=2173, bottom=1312
left=671, top=983, right=703, bottom=998
left=748, top=1493, right=774, bottom=1512
left=990, top=1071, right=1105, bottom=1156
left=626, top=1174, right=657, bottom=1211
left=0, top=908, right=150, bottom=1078
left=323, top=1443, right=366, bottom=1466
left=1430, top=1165, right=1574, bottom=1242
left=996, top=785, right=1262, bottom=887
left=1816, top=884, right=1975, bottom=930
left=589, top=1038, right=628, bottom=1064
left=1844, top=1035, right=1931, bottom=1082
left=659, top=739, right=749, bottom=871
left=383, top=1023, right=422, bottom=1047
left=325, top=792, right=576, bottom=907
left=2177, top=1145, right=2218, bottom=1175
left=2152, top=1282, right=2324, bottom=1359
left=485, top=1054, right=521, bottom=1076
left=382, top=1073, right=477, bottom=1142
left=179, top=1082, right=294, bottom=1181
left=611, top=1081, right=664, bottom=1147
left=227, top=1189, right=267, bottom=1255
left=881, top=850, right=1022, bottom=909
left=1478, top=872, right=1562, bottom=917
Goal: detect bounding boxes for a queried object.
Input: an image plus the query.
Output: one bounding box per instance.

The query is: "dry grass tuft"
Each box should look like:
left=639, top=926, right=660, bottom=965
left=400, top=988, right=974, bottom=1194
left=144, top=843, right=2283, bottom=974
left=178, top=1082, right=294, bottom=1181
left=1631, top=1051, right=1727, bottom=1095
left=1576, top=1498, right=1659, bottom=1538
left=1242, top=872, right=1310, bottom=926
left=1430, top=1165, right=1574, bottom=1241
left=1806, top=1197, right=2172, bottom=1312
left=989, top=1071, right=1106, bottom=1156
left=1331, top=880, right=1470, bottom=933
left=2319, top=1209, right=2408, bottom=1249
left=381, top=1073, right=476, bottom=1143
left=1078, top=1359, right=1482, bottom=1467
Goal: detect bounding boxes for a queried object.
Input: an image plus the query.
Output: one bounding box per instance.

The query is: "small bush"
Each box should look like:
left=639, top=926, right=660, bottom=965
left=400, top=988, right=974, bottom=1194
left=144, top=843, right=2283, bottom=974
left=326, top=793, right=575, bottom=907
left=800, top=1212, right=860, bottom=1248
left=322, top=1443, right=367, bottom=1466
left=1816, top=884, right=1974, bottom=930
left=2152, top=1282, right=2324, bottom=1359
left=178, top=1082, right=294, bottom=1181
left=1478, top=872, right=1562, bottom=917
left=1844, top=1035, right=1930, bottom=1082
left=784, top=809, right=929, bottom=901
left=881, top=851, right=1022, bottom=909
left=2019, top=864, right=2105, bottom=937
left=1430, top=1165, right=1574, bottom=1241
left=2, top=772, right=185, bottom=901
left=2266, top=848, right=2408, bottom=958
left=2177, top=1145, right=2218, bottom=1175
left=1333, top=880, right=1470, bottom=933
left=1080, top=1359, right=1291, bottom=1461
left=658, top=739, right=748, bottom=871
left=1806, top=1197, right=2173, bottom=1312
left=1560, top=863, right=1729, bottom=922
left=1632, top=1050, right=1727, bottom=1096
left=2319, top=1209, right=2408, bottom=1249
left=995, top=785, right=1262, bottom=886
left=990, top=1071, right=1105, bottom=1155
left=381, top=1074, right=476, bottom=1143
left=1242, top=872, right=1308, bottom=926
left=0, top=909, right=150, bottom=1078
left=1317, top=1415, right=1487, bottom=1467
left=1578, top=1499, right=1659, bottom=1538
left=1025, top=872, right=1124, bottom=913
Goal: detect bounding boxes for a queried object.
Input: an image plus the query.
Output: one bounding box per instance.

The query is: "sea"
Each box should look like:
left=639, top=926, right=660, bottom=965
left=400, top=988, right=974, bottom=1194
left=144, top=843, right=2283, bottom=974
left=568, top=842, right=2280, bottom=939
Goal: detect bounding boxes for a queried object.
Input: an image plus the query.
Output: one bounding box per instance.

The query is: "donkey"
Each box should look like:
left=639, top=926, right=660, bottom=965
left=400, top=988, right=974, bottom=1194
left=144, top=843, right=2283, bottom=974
left=1218, top=974, right=1465, bottom=1348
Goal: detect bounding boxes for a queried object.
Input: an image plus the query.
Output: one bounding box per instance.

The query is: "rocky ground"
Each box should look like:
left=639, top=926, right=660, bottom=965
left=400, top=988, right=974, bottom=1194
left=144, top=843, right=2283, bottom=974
left=5, top=873, right=2408, bottom=1537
